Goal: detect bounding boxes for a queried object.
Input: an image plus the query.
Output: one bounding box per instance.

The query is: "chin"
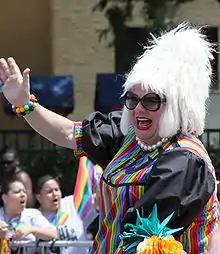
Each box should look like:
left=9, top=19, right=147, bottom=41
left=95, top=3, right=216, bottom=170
left=136, top=130, right=159, bottom=144
left=53, top=205, right=60, bottom=211
left=135, top=129, right=149, bottom=138
left=14, top=207, right=24, bottom=215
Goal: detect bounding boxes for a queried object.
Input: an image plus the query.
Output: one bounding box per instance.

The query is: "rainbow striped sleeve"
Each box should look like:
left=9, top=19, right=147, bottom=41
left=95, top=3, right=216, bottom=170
left=74, top=121, right=87, bottom=158
left=177, top=193, right=219, bottom=253
left=73, top=156, right=96, bottom=220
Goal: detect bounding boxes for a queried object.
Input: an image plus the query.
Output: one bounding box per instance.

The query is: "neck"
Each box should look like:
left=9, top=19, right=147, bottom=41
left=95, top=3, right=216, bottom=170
left=40, top=207, right=59, bottom=214
left=4, top=207, right=22, bottom=219
left=136, top=136, right=168, bottom=151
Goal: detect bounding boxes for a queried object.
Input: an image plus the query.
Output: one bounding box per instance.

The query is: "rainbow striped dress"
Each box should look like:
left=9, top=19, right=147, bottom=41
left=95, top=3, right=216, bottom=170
left=75, top=121, right=219, bottom=254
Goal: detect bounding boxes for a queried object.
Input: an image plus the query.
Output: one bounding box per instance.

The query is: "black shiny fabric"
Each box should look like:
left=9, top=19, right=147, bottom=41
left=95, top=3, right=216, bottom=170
left=122, top=148, right=215, bottom=235
left=82, top=111, right=123, bottom=168
left=81, top=112, right=215, bottom=234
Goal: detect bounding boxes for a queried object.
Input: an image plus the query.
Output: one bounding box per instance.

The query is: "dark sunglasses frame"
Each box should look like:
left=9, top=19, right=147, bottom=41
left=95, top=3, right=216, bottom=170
left=124, top=91, right=166, bottom=111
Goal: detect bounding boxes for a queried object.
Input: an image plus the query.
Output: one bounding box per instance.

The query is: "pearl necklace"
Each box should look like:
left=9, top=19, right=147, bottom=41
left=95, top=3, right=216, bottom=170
left=136, top=136, right=168, bottom=151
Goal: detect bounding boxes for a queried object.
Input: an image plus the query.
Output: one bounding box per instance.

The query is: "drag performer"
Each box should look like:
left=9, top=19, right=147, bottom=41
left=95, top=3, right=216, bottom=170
left=0, top=23, right=219, bottom=253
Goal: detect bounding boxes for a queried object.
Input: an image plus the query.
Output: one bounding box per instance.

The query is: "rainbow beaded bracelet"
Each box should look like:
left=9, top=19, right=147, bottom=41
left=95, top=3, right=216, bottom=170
left=12, top=94, right=38, bottom=117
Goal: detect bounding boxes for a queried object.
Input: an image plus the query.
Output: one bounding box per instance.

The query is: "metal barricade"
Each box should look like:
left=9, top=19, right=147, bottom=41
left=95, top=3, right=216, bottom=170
left=9, top=240, right=93, bottom=254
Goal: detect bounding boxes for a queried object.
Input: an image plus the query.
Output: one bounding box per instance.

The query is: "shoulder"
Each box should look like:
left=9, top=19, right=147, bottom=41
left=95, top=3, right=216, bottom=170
left=83, top=110, right=122, bottom=123
left=81, top=111, right=124, bottom=168
left=60, top=196, right=84, bottom=223
left=156, top=147, right=204, bottom=167
left=61, top=195, right=73, bottom=206
left=82, top=111, right=123, bottom=137
left=176, top=133, right=212, bottom=164
left=153, top=147, right=208, bottom=180
left=20, top=209, right=44, bottom=225
left=16, top=171, right=32, bottom=184
left=22, top=208, right=41, bottom=216
left=60, top=195, right=77, bottom=212
left=152, top=147, right=215, bottom=189
left=16, top=170, right=31, bottom=178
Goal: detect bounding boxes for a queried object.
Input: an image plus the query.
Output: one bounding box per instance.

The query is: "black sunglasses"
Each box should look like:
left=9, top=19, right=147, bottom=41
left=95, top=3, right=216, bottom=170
left=124, top=91, right=166, bottom=111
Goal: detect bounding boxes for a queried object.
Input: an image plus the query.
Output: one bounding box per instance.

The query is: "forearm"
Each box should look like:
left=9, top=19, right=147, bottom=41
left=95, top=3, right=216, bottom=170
left=31, top=226, right=58, bottom=241
left=24, top=105, right=76, bottom=149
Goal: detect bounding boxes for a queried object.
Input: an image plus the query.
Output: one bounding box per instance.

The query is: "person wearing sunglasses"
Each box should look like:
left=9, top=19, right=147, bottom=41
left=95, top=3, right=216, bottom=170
left=0, top=23, right=219, bottom=254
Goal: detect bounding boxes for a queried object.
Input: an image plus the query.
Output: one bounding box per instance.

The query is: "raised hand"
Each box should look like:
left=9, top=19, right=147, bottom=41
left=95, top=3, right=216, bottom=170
left=0, top=57, right=30, bottom=107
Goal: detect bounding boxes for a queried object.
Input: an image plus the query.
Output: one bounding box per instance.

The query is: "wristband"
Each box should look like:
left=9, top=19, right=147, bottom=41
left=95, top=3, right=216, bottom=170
left=12, top=94, right=38, bottom=117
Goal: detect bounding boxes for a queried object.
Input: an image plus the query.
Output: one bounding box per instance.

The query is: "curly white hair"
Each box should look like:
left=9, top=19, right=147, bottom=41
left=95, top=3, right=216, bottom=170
left=120, top=23, right=215, bottom=138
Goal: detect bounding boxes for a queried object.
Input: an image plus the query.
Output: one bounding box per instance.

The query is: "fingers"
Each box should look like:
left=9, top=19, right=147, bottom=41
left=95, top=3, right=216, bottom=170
left=7, top=57, right=22, bottom=76
left=0, top=58, right=10, bottom=82
left=0, top=69, right=6, bottom=83
left=0, top=57, right=29, bottom=88
left=0, top=225, right=8, bottom=231
left=0, top=221, right=8, bottom=230
left=23, top=68, right=30, bottom=85
left=0, top=57, right=22, bottom=83
left=12, top=230, right=22, bottom=241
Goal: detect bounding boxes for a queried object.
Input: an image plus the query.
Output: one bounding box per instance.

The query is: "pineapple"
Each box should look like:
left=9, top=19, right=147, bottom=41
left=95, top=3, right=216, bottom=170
left=120, top=205, right=186, bottom=254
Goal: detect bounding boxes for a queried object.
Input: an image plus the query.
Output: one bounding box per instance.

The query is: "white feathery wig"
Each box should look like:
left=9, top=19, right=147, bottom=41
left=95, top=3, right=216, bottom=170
left=120, top=23, right=214, bottom=138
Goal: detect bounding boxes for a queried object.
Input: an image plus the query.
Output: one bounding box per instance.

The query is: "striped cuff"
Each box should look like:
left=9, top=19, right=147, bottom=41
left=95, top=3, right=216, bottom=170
left=74, top=122, right=87, bottom=158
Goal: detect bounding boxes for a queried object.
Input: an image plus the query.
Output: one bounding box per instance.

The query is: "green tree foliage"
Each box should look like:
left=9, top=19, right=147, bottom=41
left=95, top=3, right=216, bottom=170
left=93, top=0, right=196, bottom=46
left=20, top=148, right=78, bottom=196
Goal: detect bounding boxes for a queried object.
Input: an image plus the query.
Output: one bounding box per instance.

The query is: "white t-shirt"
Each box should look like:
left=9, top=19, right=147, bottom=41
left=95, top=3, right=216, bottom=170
left=41, top=195, right=97, bottom=254
left=0, top=207, right=55, bottom=254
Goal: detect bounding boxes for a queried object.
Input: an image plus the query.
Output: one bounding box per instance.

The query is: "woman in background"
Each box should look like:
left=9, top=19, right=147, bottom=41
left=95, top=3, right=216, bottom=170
left=0, top=146, right=34, bottom=208
left=35, top=175, right=97, bottom=254
left=0, top=179, right=57, bottom=253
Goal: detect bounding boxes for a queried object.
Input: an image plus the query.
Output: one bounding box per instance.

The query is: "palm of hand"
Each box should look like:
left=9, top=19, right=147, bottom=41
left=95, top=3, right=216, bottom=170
left=0, top=57, right=30, bottom=107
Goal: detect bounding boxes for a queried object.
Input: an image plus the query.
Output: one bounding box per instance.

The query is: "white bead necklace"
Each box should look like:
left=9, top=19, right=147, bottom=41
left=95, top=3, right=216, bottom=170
left=136, top=136, right=168, bottom=151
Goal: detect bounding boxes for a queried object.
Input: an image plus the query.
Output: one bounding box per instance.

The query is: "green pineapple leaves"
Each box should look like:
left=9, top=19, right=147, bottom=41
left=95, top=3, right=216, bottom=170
left=119, top=204, right=183, bottom=253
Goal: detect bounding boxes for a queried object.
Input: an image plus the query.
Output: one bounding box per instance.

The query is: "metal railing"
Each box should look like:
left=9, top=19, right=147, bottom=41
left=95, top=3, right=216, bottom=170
left=0, top=130, right=57, bottom=150
left=9, top=240, right=93, bottom=254
left=0, top=129, right=219, bottom=150
left=0, top=128, right=220, bottom=178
